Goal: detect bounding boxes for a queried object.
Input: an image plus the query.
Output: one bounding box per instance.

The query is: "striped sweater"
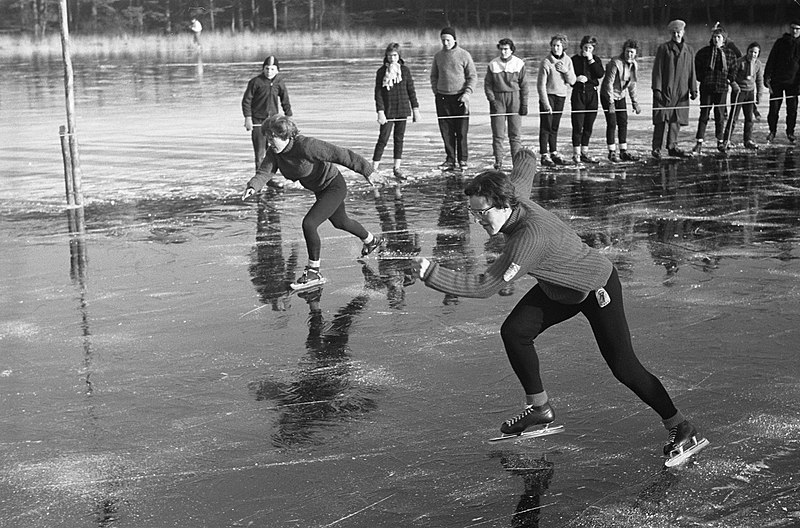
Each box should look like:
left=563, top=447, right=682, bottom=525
left=422, top=151, right=612, bottom=303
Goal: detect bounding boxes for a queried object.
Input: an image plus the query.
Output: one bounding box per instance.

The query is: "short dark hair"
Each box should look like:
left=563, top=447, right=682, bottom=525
left=264, top=115, right=298, bottom=140
left=497, top=38, right=516, bottom=52
left=580, top=35, right=598, bottom=48
left=262, top=55, right=279, bottom=70
left=747, top=41, right=761, bottom=52
left=464, top=171, right=518, bottom=209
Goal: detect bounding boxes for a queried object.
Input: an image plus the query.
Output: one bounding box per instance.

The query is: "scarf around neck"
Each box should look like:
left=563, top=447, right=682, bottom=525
left=382, top=63, right=402, bottom=90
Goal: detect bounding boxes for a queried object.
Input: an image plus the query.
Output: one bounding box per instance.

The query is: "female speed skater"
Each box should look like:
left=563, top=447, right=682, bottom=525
left=412, top=149, right=707, bottom=464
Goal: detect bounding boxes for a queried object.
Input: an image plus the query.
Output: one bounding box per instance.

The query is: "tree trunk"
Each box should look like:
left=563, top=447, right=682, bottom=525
left=309, top=0, right=314, bottom=32
left=339, top=0, right=347, bottom=30
left=210, top=0, right=215, bottom=31
left=272, top=0, right=277, bottom=31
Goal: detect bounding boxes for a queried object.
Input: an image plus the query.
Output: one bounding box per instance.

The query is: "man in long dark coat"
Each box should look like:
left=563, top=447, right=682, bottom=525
left=651, top=19, right=698, bottom=158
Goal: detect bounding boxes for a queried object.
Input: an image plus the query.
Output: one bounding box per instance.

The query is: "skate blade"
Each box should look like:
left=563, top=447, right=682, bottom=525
left=664, top=437, right=710, bottom=467
left=488, top=424, right=564, bottom=443
left=289, top=278, right=328, bottom=291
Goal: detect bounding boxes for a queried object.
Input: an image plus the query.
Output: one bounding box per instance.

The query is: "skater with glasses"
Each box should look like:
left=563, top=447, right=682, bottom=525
left=242, top=116, right=385, bottom=289
left=412, top=150, right=707, bottom=464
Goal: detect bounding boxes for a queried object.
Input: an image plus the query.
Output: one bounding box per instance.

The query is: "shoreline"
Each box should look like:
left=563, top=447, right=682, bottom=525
left=0, top=23, right=780, bottom=60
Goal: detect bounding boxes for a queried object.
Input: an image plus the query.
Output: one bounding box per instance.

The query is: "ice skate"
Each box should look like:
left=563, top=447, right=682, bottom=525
left=663, top=420, right=709, bottom=467
left=290, top=267, right=327, bottom=290
left=361, top=235, right=385, bottom=257
left=491, top=403, right=561, bottom=441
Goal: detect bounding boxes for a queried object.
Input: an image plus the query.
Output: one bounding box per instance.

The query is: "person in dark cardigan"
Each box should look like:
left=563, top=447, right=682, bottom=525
left=570, top=35, right=606, bottom=164
left=372, top=43, right=421, bottom=181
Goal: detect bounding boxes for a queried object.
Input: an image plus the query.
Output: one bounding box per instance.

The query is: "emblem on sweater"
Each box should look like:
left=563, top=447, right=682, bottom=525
left=503, top=262, right=521, bottom=282
left=595, top=287, right=611, bottom=308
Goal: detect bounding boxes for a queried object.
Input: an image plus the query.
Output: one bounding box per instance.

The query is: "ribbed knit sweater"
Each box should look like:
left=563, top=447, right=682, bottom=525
left=537, top=53, right=576, bottom=99
left=422, top=151, right=612, bottom=303
left=430, top=44, right=478, bottom=96
left=247, top=135, right=373, bottom=193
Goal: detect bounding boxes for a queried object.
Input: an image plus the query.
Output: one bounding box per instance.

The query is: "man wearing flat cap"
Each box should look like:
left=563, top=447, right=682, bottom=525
left=431, top=27, right=478, bottom=172
left=651, top=19, right=698, bottom=158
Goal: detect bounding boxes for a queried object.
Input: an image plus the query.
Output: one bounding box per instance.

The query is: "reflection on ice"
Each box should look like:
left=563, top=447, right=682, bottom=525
left=248, top=288, right=380, bottom=447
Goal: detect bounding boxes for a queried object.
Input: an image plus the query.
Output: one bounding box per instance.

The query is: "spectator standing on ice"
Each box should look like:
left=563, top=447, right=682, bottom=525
left=411, top=150, right=706, bottom=464
left=724, top=42, right=765, bottom=150
left=570, top=35, right=605, bottom=164
left=242, top=56, right=292, bottom=169
left=190, top=18, right=202, bottom=46
left=242, top=116, right=385, bottom=289
left=764, top=20, right=800, bottom=144
left=651, top=19, right=697, bottom=159
left=601, top=39, right=642, bottom=162
left=692, top=26, right=737, bottom=155
left=484, top=38, right=529, bottom=171
left=538, top=34, right=576, bottom=167
left=372, top=43, right=421, bottom=181
left=430, top=27, right=478, bottom=172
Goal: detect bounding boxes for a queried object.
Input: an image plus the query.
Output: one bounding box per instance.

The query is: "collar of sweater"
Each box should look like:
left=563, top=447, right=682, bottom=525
left=500, top=203, right=527, bottom=235
left=280, top=136, right=296, bottom=155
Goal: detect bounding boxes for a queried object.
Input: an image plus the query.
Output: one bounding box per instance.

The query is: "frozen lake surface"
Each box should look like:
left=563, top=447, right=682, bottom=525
left=2, top=48, right=800, bottom=527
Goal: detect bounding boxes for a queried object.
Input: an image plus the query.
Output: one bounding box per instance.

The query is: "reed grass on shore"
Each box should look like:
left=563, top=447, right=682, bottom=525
left=0, top=24, right=780, bottom=60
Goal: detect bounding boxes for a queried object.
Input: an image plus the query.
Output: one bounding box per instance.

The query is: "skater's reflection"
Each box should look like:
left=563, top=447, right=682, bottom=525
left=248, top=288, right=379, bottom=447
left=248, top=197, right=299, bottom=311
left=432, top=174, right=475, bottom=305
left=498, top=452, right=555, bottom=528
left=361, top=185, right=420, bottom=309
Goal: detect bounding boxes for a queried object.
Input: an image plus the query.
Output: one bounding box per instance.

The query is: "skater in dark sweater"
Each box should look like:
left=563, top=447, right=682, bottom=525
left=412, top=150, right=705, bottom=460
left=242, top=116, right=384, bottom=288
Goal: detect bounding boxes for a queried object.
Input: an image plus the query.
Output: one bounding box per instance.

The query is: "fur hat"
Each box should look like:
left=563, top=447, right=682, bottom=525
left=667, top=19, right=686, bottom=32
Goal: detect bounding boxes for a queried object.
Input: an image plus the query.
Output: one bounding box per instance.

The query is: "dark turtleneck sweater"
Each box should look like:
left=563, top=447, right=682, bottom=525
left=248, top=135, right=373, bottom=193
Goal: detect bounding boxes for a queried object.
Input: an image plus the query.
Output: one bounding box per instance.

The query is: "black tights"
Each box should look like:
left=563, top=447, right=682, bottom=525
left=500, top=268, right=677, bottom=419
left=303, top=172, right=368, bottom=261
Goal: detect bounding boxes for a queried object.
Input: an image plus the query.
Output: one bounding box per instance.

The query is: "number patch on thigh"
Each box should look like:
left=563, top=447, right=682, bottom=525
left=595, top=287, right=611, bottom=308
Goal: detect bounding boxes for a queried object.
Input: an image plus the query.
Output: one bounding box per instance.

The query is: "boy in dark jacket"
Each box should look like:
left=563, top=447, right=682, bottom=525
left=764, top=21, right=800, bottom=143
left=242, top=56, right=293, bottom=169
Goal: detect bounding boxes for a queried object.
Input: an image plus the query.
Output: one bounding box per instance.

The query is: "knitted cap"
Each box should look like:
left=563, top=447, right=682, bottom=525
left=667, top=19, right=686, bottom=32
left=440, top=27, right=456, bottom=39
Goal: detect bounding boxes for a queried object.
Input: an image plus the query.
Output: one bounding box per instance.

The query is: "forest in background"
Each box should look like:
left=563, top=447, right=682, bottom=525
left=2, top=0, right=798, bottom=40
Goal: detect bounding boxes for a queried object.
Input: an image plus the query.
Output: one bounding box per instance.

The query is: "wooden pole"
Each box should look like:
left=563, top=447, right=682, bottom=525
left=59, top=0, right=84, bottom=207
left=59, top=124, right=75, bottom=206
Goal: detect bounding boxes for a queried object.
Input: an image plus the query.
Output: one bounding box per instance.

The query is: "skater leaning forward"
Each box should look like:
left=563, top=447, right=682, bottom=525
left=412, top=150, right=704, bottom=459
left=242, top=115, right=385, bottom=289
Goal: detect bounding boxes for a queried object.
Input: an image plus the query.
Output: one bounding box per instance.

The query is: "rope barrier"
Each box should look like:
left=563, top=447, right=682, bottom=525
left=247, top=92, right=792, bottom=127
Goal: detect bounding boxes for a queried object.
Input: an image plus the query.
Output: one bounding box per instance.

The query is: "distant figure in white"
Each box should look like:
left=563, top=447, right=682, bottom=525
left=190, top=18, right=202, bottom=46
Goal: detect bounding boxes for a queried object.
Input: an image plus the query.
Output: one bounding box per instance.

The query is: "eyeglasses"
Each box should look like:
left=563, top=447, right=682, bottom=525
left=467, top=205, right=495, bottom=218
left=792, top=26, right=800, bottom=31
